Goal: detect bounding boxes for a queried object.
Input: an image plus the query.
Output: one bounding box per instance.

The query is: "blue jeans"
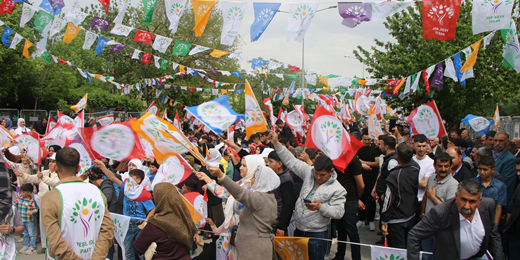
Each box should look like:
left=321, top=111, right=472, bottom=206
left=124, top=224, right=143, bottom=260
left=295, top=229, right=329, bottom=260
left=421, top=236, right=434, bottom=260
left=23, top=221, right=36, bottom=248
left=335, top=200, right=361, bottom=260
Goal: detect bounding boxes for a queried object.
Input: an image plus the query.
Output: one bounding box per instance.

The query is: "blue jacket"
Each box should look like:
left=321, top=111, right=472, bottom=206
left=495, top=149, right=517, bottom=204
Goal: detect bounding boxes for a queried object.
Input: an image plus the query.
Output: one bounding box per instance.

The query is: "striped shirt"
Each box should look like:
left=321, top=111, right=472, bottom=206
left=14, top=197, right=38, bottom=222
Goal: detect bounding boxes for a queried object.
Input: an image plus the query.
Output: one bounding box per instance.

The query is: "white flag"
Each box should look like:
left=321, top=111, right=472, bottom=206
left=20, top=3, right=36, bottom=28
left=472, top=0, right=514, bottom=35
left=110, top=213, right=131, bottom=260
left=165, top=0, right=187, bottom=34
left=425, top=64, right=436, bottom=81
left=410, top=71, right=422, bottom=93
left=65, top=9, right=88, bottom=26
left=287, top=3, right=319, bottom=42
left=82, top=31, right=98, bottom=50
left=113, top=0, right=130, bottom=24
left=212, top=89, right=219, bottom=95
left=305, top=74, right=317, bottom=85
left=369, top=1, right=414, bottom=21
left=172, top=61, right=179, bottom=70
left=370, top=245, right=407, bottom=260
left=268, top=61, right=282, bottom=71
left=10, top=33, right=23, bottom=49
left=152, top=35, right=173, bottom=53
left=444, top=57, right=458, bottom=82
left=132, top=49, right=142, bottom=60
left=336, top=77, right=349, bottom=87
left=461, top=47, right=475, bottom=81
left=188, top=45, right=210, bottom=55
left=49, top=17, right=67, bottom=38
left=401, top=76, right=411, bottom=97
left=110, top=23, right=133, bottom=36
left=275, top=74, right=284, bottom=80
left=220, top=1, right=247, bottom=46
left=154, top=56, right=161, bottom=69
left=482, top=31, right=496, bottom=49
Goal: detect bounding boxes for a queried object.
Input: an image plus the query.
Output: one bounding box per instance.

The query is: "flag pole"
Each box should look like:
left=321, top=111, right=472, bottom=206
left=161, top=126, right=209, bottom=166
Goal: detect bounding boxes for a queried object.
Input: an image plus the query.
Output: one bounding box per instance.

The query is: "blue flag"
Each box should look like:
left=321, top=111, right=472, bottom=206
left=84, top=71, right=91, bottom=82
left=231, top=71, right=241, bottom=79
left=95, top=36, right=110, bottom=56
left=2, top=26, right=14, bottom=47
left=461, top=114, right=493, bottom=136
left=251, top=58, right=267, bottom=69
left=453, top=52, right=466, bottom=85
left=185, top=95, right=244, bottom=134
left=250, top=2, right=281, bottom=42
left=39, top=0, right=62, bottom=14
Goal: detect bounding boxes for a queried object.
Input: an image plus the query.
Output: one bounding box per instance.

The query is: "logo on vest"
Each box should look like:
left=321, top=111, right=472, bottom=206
left=70, top=198, right=101, bottom=236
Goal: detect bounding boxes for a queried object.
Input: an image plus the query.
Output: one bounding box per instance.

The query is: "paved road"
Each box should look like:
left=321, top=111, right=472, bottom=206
left=15, top=220, right=382, bottom=260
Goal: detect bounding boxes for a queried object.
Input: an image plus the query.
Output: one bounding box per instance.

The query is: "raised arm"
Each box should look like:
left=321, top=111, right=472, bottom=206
left=270, top=131, right=312, bottom=180
left=94, top=160, right=122, bottom=187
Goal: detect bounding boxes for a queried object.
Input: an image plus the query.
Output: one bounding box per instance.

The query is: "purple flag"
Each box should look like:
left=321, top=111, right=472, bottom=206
left=111, top=44, right=126, bottom=53
left=48, top=0, right=65, bottom=13
left=338, top=2, right=372, bottom=28
left=90, top=17, right=112, bottom=31
left=430, top=62, right=444, bottom=90
left=207, top=70, right=218, bottom=75
left=172, top=85, right=179, bottom=90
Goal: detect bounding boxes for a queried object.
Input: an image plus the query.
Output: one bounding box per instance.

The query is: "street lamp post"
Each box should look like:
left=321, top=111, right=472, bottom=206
left=344, top=55, right=365, bottom=78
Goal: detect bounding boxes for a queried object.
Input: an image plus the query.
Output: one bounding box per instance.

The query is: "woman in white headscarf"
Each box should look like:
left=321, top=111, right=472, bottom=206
left=121, top=158, right=152, bottom=190
left=196, top=154, right=266, bottom=260
left=204, top=160, right=280, bottom=260
left=14, top=118, right=28, bottom=136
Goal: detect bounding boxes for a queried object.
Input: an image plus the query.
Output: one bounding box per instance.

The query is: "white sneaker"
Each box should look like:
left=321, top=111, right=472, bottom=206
left=25, top=248, right=36, bottom=255
left=356, top=220, right=365, bottom=228
left=369, top=222, right=376, bottom=231
left=17, top=238, right=24, bottom=243
left=19, top=246, right=28, bottom=254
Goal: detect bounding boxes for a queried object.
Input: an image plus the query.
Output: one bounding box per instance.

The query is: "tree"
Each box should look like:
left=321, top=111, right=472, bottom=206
left=353, top=2, right=520, bottom=130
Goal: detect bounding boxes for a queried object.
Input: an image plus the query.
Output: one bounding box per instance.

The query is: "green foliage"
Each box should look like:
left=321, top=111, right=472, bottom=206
left=353, top=2, right=520, bottom=130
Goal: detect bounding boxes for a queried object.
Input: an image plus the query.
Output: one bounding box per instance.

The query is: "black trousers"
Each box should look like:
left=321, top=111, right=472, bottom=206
left=387, top=217, right=416, bottom=249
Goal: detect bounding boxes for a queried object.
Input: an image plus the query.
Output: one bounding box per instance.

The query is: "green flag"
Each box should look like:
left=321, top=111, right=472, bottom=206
left=501, top=20, right=520, bottom=72
left=42, top=52, right=51, bottom=64
left=171, top=40, right=192, bottom=56
left=324, top=74, right=340, bottom=78
left=161, top=59, right=169, bottom=70
left=142, top=0, right=158, bottom=26
left=34, top=11, right=54, bottom=33
left=286, top=74, right=298, bottom=81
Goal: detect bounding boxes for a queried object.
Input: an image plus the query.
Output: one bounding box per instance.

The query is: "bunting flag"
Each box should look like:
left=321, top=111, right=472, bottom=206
left=124, top=176, right=153, bottom=201
left=191, top=0, right=217, bottom=37
left=444, top=57, right=458, bottom=82
left=453, top=52, right=466, bottom=84
left=285, top=110, right=305, bottom=130
left=146, top=101, right=159, bottom=115
left=430, top=62, right=444, bottom=89
left=337, top=2, right=372, bottom=28
left=70, top=94, right=88, bottom=113
left=151, top=155, right=193, bottom=189
left=34, top=11, right=54, bottom=33
left=90, top=17, right=112, bottom=31
left=282, top=78, right=296, bottom=105
left=493, top=104, right=500, bottom=128
left=83, top=31, right=98, bottom=50
left=220, top=1, right=247, bottom=46
left=274, top=237, right=309, bottom=260
left=173, top=111, right=181, bottom=129
left=245, top=80, right=268, bottom=139
left=113, top=0, right=130, bottom=24
left=152, top=35, right=173, bottom=53
left=63, top=23, right=81, bottom=44
left=422, top=0, right=461, bottom=41
left=370, top=245, right=407, bottom=260
left=111, top=43, right=126, bottom=53
left=368, top=107, right=384, bottom=139
left=305, top=105, right=364, bottom=172
left=95, top=36, right=110, bottom=56
left=407, top=101, right=447, bottom=139
left=134, top=30, right=154, bottom=44
left=0, top=0, right=17, bottom=15
left=472, top=0, right=514, bottom=35
left=99, top=0, right=110, bottom=14
left=9, top=33, right=23, bottom=50
left=251, top=2, right=281, bottom=42
left=142, top=52, right=152, bottom=65
left=288, top=65, right=301, bottom=73
left=65, top=8, right=88, bottom=25
left=98, top=115, right=114, bottom=126
left=1, top=26, right=14, bottom=47
left=48, top=0, right=65, bottom=13
left=287, top=3, right=319, bottom=42
left=165, top=0, right=187, bottom=34
left=188, top=45, right=210, bottom=55
left=354, top=92, right=369, bottom=116
left=20, top=3, right=36, bottom=28
left=22, top=40, right=32, bottom=59
left=501, top=20, right=520, bottom=72
left=251, top=58, right=267, bottom=69
left=109, top=213, right=130, bottom=260
left=185, top=95, right=243, bottom=134
left=392, top=77, right=406, bottom=95
left=171, top=40, right=192, bottom=56
left=183, top=191, right=208, bottom=228
left=142, top=0, right=159, bottom=26
left=461, top=39, right=482, bottom=72
left=14, top=131, right=48, bottom=165
left=0, top=125, right=14, bottom=147
left=49, top=17, right=67, bottom=38
left=79, top=122, right=145, bottom=161
left=130, top=113, right=206, bottom=164
left=209, top=50, right=228, bottom=58
left=461, top=114, right=493, bottom=136
left=110, top=23, right=133, bottom=36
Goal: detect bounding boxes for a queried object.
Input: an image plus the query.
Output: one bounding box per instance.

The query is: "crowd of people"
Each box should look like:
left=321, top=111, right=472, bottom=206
left=0, top=113, right=519, bottom=260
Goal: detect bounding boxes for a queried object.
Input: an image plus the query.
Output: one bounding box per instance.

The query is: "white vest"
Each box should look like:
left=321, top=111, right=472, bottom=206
left=0, top=206, right=17, bottom=260
left=54, top=182, right=105, bottom=260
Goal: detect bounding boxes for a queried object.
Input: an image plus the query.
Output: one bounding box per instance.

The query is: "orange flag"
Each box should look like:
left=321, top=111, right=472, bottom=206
left=318, top=76, right=328, bottom=86
left=392, top=77, right=407, bottom=95
left=63, top=23, right=81, bottom=44
left=274, top=237, right=310, bottom=260
left=245, top=80, right=268, bottom=139
left=209, top=49, right=228, bottom=58
left=460, top=39, right=482, bottom=73
left=180, top=192, right=205, bottom=225
left=22, top=40, right=32, bottom=59
left=191, top=0, right=217, bottom=37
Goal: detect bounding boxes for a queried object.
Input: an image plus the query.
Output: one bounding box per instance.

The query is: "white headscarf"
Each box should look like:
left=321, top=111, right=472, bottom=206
left=123, top=159, right=152, bottom=191
left=223, top=155, right=264, bottom=228
left=206, top=148, right=222, bottom=167
left=14, top=118, right=27, bottom=135
left=128, top=159, right=143, bottom=170
left=252, top=164, right=280, bottom=193
left=8, top=146, right=20, bottom=156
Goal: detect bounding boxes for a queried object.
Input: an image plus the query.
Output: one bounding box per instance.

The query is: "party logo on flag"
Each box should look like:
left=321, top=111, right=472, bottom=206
left=165, top=0, right=187, bottom=33
left=354, top=92, right=369, bottom=116
left=146, top=101, right=159, bottom=115
left=423, top=0, right=461, bottom=41
left=338, top=2, right=372, bottom=28
left=71, top=93, right=88, bottom=113
left=185, top=95, right=243, bottom=134
left=251, top=2, right=281, bottom=42
left=245, top=80, right=268, bottom=138
left=462, top=115, right=492, bottom=136
left=274, top=237, right=309, bottom=260
left=407, top=101, right=447, bottom=139
left=221, top=1, right=246, bottom=46
left=98, top=115, right=114, bottom=126
left=151, top=155, right=193, bottom=188
left=473, top=0, right=513, bottom=34
left=68, top=136, right=92, bottom=177
left=183, top=191, right=207, bottom=228
left=287, top=3, right=319, bottom=42
left=124, top=177, right=153, bottom=201
left=370, top=245, right=407, bottom=260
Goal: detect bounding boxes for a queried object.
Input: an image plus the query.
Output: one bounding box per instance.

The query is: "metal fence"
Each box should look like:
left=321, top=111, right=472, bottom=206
left=85, top=111, right=109, bottom=121
left=126, top=112, right=146, bottom=119
left=460, top=116, right=520, bottom=140
left=0, top=109, right=19, bottom=125
left=19, top=110, right=47, bottom=126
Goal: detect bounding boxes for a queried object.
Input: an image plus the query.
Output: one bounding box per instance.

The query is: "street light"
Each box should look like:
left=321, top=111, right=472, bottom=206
left=345, top=55, right=365, bottom=78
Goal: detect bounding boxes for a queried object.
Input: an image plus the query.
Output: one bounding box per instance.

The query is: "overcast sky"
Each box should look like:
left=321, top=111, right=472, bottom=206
left=32, top=0, right=395, bottom=81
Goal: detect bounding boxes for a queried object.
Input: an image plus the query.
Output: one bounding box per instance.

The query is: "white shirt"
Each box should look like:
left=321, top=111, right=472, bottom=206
left=459, top=209, right=485, bottom=259
left=413, top=155, right=435, bottom=201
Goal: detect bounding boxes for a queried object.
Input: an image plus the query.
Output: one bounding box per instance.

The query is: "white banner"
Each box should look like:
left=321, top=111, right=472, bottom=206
left=110, top=213, right=131, bottom=260
left=472, top=0, right=514, bottom=35
left=220, top=1, right=247, bottom=46
left=287, top=2, right=319, bottom=42
left=165, top=0, right=188, bottom=34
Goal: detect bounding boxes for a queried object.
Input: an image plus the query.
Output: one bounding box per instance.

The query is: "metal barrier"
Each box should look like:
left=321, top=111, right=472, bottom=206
left=111, top=111, right=127, bottom=122
left=126, top=112, right=146, bottom=119
left=460, top=116, right=520, bottom=140
left=85, top=111, right=109, bottom=120
left=0, top=109, right=19, bottom=126
left=19, top=110, right=47, bottom=127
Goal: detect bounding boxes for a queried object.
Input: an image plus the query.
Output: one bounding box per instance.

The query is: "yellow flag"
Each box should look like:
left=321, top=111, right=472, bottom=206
left=180, top=193, right=204, bottom=225
left=221, top=89, right=228, bottom=94
left=70, top=93, right=88, bottom=113
left=209, top=49, right=228, bottom=58
left=22, top=40, right=32, bottom=59
left=274, top=237, right=310, bottom=260
left=191, top=0, right=217, bottom=37
left=245, top=80, right=268, bottom=139
left=179, top=65, right=186, bottom=73
left=357, top=79, right=367, bottom=86
left=392, top=77, right=407, bottom=95
left=319, top=76, right=328, bottom=86
left=322, top=87, right=330, bottom=91
left=63, top=23, right=81, bottom=44
left=460, top=39, right=482, bottom=73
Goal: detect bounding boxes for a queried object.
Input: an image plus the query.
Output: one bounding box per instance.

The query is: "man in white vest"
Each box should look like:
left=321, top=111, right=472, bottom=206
left=41, top=147, right=114, bottom=259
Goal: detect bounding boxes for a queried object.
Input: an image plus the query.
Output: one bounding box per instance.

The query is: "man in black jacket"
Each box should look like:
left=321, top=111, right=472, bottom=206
left=267, top=151, right=295, bottom=237
left=275, top=119, right=295, bottom=146
left=447, top=147, right=475, bottom=182
left=504, top=157, right=520, bottom=257
left=381, top=144, right=419, bottom=249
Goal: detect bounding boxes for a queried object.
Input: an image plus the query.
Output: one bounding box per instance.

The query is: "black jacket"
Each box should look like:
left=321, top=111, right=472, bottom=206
left=453, top=165, right=474, bottom=182
left=376, top=151, right=397, bottom=196
left=505, top=184, right=520, bottom=239
left=381, top=160, right=420, bottom=224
